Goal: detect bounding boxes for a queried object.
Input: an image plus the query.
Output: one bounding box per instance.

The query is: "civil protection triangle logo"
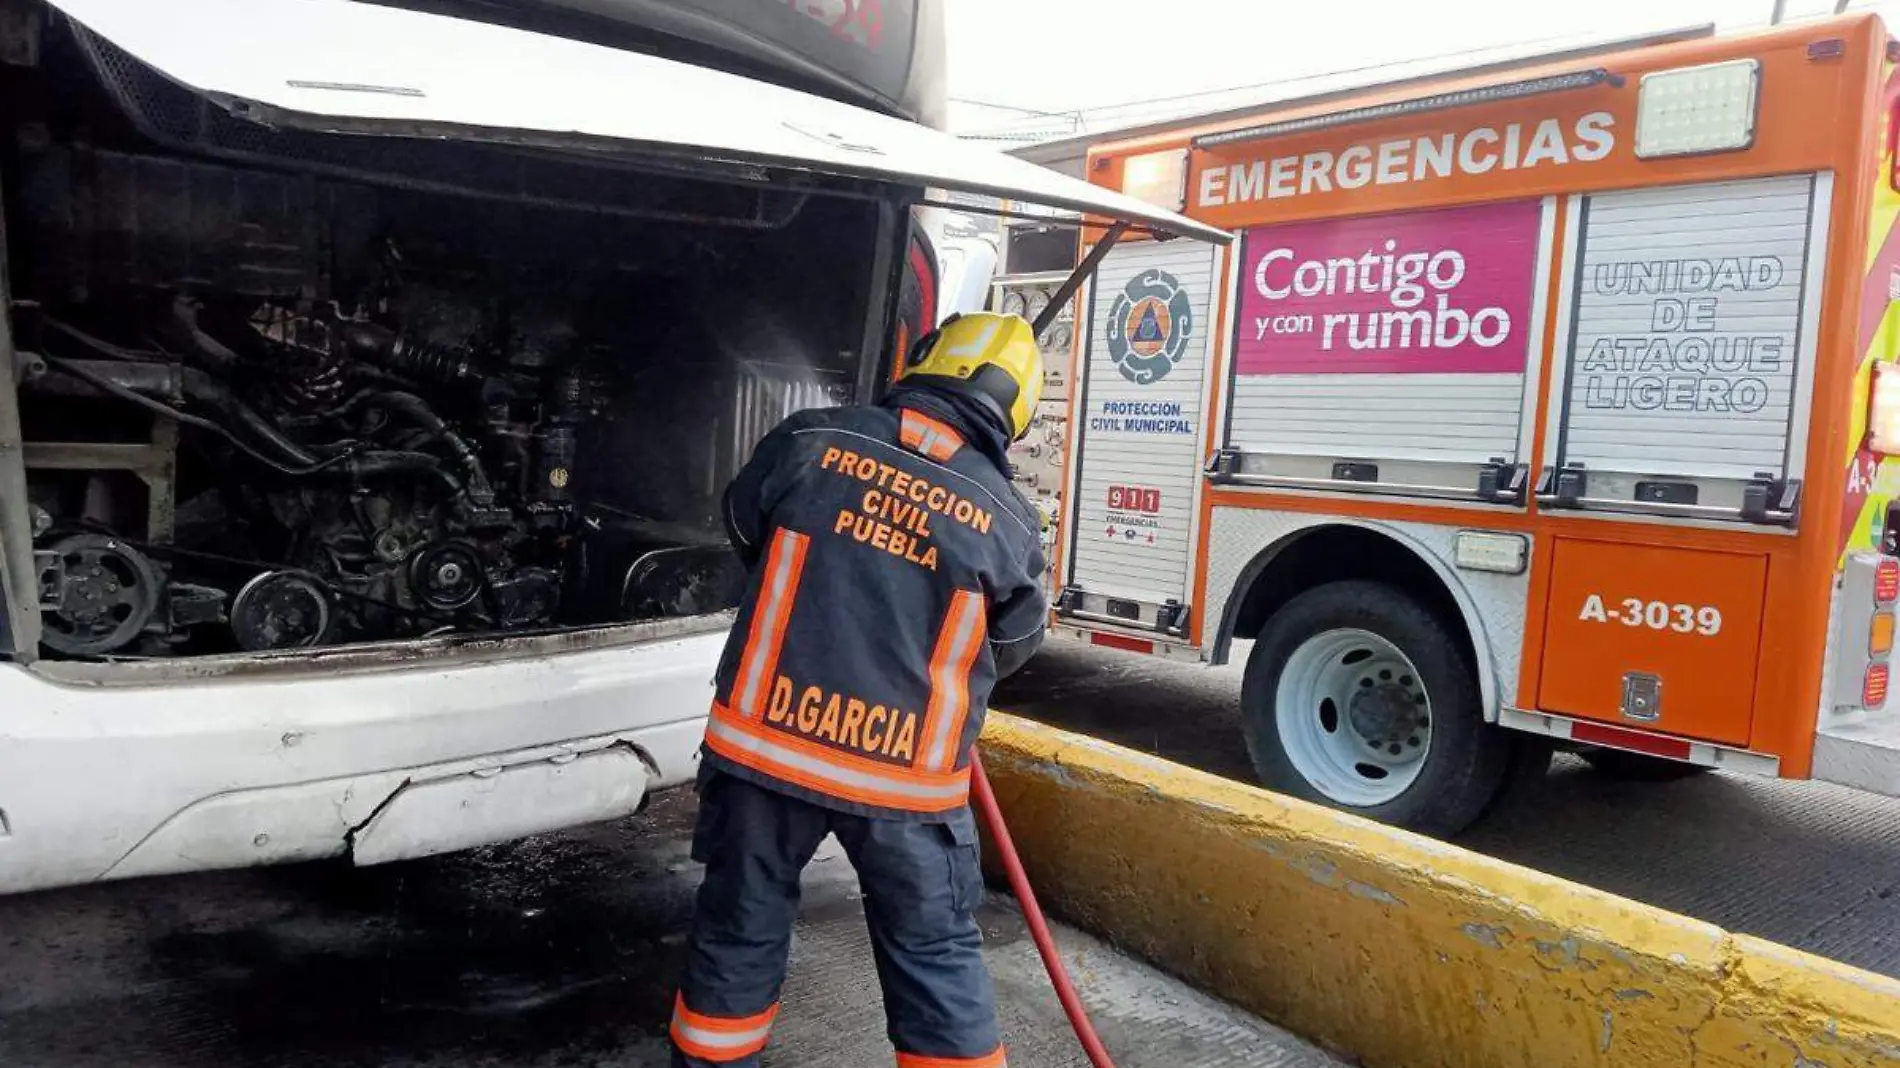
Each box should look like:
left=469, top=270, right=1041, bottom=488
left=1106, top=268, right=1193, bottom=385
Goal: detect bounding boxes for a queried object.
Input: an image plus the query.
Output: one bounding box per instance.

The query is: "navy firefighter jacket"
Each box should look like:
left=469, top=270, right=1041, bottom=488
left=701, top=384, right=1048, bottom=820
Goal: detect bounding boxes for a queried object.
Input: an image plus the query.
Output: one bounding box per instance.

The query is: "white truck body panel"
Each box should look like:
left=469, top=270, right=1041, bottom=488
left=1543, top=174, right=1827, bottom=498
left=1220, top=198, right=1556, bottom=498
left=1057, top=240, right=1221, bottom=639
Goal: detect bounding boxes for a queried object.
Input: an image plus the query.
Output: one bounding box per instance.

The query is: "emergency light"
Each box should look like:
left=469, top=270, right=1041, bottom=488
left=1120, top=149, right=1189, bottom=212
left=1866, top=662, right=1892, bottom=710
left=1872, top=611, right=1896, bottom=658
left=1634, top=59, right=1760, bottom=158
left=1453, top=531, right=1529, bottom=575
left=1871, top=361, right=1900, bottom=455
left=1194, top=69, right=1617, bottom=148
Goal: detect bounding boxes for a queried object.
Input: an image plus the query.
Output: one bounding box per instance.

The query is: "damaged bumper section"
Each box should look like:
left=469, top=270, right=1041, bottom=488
left=117, top=735, right=654, bottom=879
left=345, top=739, right=651, bottom=868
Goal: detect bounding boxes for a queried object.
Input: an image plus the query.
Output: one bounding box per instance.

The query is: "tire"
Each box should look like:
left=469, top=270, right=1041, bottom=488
left=1481, top=734, right=1556, bottom=820
left=1240, top=580, right=1512, bottom=837
left=1580, top=748, right=1712, bottom=781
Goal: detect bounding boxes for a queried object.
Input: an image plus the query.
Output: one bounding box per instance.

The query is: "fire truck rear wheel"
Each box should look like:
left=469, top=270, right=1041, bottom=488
left=1241, top=580, right=1512, bottom=837
left=1579, top=748, right=1711, bottom=781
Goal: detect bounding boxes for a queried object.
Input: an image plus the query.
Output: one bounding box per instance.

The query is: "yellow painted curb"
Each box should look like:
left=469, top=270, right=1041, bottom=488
left=978, top=713, right=1900, bottom=1068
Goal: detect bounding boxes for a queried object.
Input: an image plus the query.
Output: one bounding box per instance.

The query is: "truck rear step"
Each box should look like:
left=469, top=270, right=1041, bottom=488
left=1814, top=714, right=1900, bottom=796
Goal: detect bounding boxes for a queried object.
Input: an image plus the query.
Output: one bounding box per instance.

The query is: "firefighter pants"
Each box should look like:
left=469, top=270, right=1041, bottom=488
left=671, top=770, right=1002, bottom=1067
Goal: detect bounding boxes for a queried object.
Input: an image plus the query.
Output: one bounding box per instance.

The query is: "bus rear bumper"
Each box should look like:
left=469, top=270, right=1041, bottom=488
left=0, top=626, right=725, bottom=894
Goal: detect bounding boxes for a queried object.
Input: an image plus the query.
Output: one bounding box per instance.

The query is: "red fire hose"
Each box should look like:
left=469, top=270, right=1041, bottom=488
left=969, top=754, right=1118, bottom=1068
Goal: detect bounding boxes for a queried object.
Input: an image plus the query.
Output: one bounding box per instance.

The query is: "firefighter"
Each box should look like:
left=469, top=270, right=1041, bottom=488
left=671, top=311, right=1049, bottom=1068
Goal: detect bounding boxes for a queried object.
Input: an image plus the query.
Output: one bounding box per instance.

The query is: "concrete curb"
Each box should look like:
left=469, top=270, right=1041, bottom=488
left=978, top=713, right=1900, bottom=1068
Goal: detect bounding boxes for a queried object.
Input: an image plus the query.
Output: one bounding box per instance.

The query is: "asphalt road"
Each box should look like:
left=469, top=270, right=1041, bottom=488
left=8, top=641, right=1898, bottom=1068
left=0, top=788, right=1342, bottom=1068
left=993, top=640, right=1900, bottom=979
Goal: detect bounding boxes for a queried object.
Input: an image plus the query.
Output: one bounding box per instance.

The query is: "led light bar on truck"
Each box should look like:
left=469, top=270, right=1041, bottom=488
left=1192, top=69, right=1620, bottom=149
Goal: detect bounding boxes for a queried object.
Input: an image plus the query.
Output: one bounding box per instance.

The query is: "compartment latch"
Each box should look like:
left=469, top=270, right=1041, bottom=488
left=1620, top=672, right=1663, bottom=723
left=1534, top=463, right=1588, bottom=509
left=1477, top=458, right=1529, bottom=505
left=1055, top=585, right=1086, bottom=615
left=1205, top=447, right=1242, bottom=483
left=1740, top=473, right=1801, bottom=526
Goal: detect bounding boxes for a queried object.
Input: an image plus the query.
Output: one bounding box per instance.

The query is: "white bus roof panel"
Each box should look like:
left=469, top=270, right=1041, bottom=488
left=49, top=0, right=1228, bottom=244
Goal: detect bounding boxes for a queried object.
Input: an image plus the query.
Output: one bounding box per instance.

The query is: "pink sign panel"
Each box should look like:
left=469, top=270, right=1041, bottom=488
left=1235, top=200, right=1541, bottom=376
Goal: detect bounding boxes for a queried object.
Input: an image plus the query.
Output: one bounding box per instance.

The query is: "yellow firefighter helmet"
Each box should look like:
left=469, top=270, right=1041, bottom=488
left=899, top=312, right=1044, bottom=441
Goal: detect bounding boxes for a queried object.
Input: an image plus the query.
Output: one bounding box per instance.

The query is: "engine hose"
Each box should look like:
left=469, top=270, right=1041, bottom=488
left=343, top=450, right=463, bottom=495
left=41, top=355, right=357, bottom=477
left=969, top=754, right=1119, bottom=1068
left=168, top=295, right=242, bottom=370
left=361, top=391, right=497, bottom=502
left=40, top=320, right=331, bottom=470
left=178, top=366, right=323, bottom=467
left=40, top=316, right=156, bottom=362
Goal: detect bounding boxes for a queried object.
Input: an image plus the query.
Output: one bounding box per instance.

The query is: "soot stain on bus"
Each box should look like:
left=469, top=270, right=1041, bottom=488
left=2, top=12, right=887, bottom=666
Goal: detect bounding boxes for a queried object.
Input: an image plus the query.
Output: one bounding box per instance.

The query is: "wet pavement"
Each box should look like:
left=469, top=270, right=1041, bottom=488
left=0, top=787, right=1344, bottom=1068
left=11, top=639, right=1899, bottom=1067
left=994, top=640, right=1900, bottom=979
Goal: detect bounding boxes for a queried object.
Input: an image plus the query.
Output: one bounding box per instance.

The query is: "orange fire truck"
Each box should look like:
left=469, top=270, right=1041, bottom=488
left=1051, top=15, right=1900, bottom=834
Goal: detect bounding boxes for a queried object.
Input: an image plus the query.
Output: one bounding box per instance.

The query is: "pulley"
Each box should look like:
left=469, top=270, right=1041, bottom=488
left=408, top=542, right=485, bottom=612
left=230, top=570, right=334, bottom=652
left=620, top=546, right=746, bottom=620
left=36, top=533, right=165, bottom=656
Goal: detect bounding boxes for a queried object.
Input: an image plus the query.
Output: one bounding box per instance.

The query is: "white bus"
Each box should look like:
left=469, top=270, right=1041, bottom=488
left=0, top=0, right=1219, bottom=893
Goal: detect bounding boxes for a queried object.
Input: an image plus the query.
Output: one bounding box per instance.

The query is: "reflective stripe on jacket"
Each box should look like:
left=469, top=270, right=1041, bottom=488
left=705, top=395, right=1047, bottom=819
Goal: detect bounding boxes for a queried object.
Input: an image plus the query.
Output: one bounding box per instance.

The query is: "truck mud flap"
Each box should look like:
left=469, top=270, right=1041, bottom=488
left=978, top=713, right=1900, bottom=1068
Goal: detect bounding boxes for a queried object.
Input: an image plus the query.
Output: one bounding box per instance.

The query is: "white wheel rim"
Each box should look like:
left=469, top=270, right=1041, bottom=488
left=1275, top=628, right=1433, bottom=807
